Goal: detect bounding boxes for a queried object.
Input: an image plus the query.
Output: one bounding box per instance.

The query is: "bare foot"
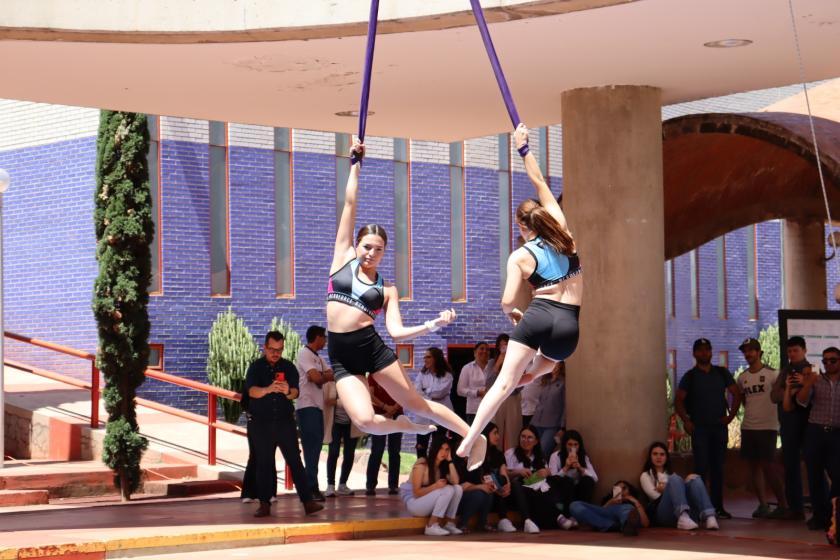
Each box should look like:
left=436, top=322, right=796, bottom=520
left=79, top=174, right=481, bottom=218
left=466, top=434, right=487, bottom=471
left=395, top=415, right=437, bottom=435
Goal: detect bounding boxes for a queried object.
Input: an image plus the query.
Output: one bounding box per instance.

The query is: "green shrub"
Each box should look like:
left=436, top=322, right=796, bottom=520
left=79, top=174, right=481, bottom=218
left=270, top=317, right=302, bottom=365
left=207, top=308, right=260, bottom=423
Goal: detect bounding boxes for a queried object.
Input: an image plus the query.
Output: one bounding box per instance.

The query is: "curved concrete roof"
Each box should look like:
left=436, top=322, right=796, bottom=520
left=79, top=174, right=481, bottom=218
left=663, top=111, right=840, bottom=259
left=1, top=0, right=840, bottom=141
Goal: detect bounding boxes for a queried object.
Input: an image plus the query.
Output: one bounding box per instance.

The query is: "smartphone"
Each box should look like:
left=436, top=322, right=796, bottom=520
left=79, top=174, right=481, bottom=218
left=612, top=485, right=622, bottom=498
left=275, top=372, right=285, bottom=383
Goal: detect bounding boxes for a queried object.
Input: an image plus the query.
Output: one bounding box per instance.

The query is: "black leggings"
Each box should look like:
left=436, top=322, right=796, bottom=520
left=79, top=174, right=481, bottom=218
left=507, top=478, right=560, bottom=529
left=510, top=298, right=580, bottom=361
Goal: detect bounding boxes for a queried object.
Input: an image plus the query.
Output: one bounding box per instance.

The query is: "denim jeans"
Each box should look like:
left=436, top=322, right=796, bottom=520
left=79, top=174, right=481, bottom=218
left=327, top=421, right=358, bottom=486
left=803, top=423, right=840, bottom=526
left=690, top=424, right=728, bottom=510
left=366, top=432, right=402, bottom=490
left=457, top=488, right=493, bottom=529
left=655, top=474, right=715, bottom=525
left=296, top=407, right=324, bottom=492
left=569, top=501, right=633, bottom=531
left=535, top=426, right=560, bottom=456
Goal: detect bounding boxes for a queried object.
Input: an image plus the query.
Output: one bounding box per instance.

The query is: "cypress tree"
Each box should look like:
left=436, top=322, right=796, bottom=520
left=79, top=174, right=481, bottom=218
left=93, top=110, right=153, bottom=500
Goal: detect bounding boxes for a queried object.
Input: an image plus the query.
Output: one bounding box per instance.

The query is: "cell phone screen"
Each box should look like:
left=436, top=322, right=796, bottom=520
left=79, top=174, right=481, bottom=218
left=275, top=372, right=285, bottom=383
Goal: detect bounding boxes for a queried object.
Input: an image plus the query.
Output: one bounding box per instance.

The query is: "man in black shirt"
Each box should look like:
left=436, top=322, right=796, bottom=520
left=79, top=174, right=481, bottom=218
left=245, top=331, right=323, bottom=517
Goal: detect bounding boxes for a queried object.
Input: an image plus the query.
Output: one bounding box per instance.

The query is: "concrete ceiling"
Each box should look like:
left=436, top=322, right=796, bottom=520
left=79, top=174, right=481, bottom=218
left=1, top=0, right=840, bottom=141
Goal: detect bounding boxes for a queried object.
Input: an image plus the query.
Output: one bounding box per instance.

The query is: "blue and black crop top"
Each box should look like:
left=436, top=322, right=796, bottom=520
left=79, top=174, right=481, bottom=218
left=327, top=259, right=385, bottom=318
left=522, top=237, right=582, bottom=289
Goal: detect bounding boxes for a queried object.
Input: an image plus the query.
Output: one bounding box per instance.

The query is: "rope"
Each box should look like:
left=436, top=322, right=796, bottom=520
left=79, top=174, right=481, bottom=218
left=351, top=0, right=380, bottom=165
left=469, top=0, right=521, bottom=129
left=786, top=0, right=838, bottom=273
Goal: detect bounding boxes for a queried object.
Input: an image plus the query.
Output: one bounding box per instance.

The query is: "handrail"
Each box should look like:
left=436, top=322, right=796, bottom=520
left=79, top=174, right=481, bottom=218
left=3, top=330, right=250, bottom=467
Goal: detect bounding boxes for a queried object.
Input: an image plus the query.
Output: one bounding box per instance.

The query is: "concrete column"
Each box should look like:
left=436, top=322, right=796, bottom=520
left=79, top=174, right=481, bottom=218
left=783, top=219, right=826, bottom=309
left=561, top=86, right=665, bottom=491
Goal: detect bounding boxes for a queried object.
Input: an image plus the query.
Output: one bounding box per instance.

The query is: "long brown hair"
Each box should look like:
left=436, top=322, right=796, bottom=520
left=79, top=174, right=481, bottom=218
left=516, top=199, right=574, bottom=255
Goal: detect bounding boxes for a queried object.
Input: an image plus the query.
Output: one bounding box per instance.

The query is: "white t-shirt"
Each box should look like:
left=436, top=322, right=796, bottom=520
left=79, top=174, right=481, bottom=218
left=295, top=346, right=327, bottom=410
left=737, top=366, right=779, bottom=431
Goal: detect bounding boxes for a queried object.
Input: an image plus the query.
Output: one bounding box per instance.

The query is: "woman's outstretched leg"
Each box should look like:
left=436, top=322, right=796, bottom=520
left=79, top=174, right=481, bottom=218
left=337, top=375, right=436, bottom=435
left=457, top=341, right=537, bottom=461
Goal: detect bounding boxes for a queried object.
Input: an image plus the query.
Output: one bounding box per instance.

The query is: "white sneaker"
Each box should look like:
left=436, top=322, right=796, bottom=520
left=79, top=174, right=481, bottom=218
left=677, top=512, right=699, bottom=531
left=444, top=522, right=463, bottom=535
left=497, top=518, right=517, bottom=533
left=704, top=515, right=719, bottom=530
left=337, top=484, right=355, bottom=496
left=523, top=518, right=540, bottom=534
left=241, top=497, right=255, bottom=504
left=325, top=484, right=336, bottom=497
left=425, top=524, right=451, bottom=537
left=556, top=514, right=575, bottom=530
left=269, top=496, right=277, bottom=503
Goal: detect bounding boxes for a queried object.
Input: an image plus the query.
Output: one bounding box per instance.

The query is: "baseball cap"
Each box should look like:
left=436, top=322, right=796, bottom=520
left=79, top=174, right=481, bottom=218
left=739, top=338, right=761, bottom=352
left=692, top=338, right=712, bottom=351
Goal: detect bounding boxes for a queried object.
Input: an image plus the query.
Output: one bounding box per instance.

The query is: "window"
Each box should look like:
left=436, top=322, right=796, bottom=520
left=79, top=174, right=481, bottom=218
left=147, top=115, right=162, bottom=295
left=209, top=121, right=230, bottom=296
left=747, top=225, right=758, bottom=320
left=716, top=236, right=727, bottom=319
left=499, top=134, right=512, bottom=287
left=394, top=139, right=412, bottom=299
left=667, top=349, right=677, bottom=400
left=274, top=127, right=294, bottom=297
left=396, top=344, right=414, bottom=368
left=689, top=250, right=699, bottom=318
left=718, top=351, right=729, bottom=369
left=538, top=126, right=549, bottom=178
left=665, top=260, right=675, bottom=318
left=335, top=133, right=351, bottom=224
left=450, top=142, right=466, bottom=301
left=148, top=344, right=164, bottom=370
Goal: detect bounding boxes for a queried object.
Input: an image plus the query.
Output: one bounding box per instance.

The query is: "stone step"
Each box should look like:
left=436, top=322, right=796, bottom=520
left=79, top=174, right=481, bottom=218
left=0, top=489, right=50, bottom=507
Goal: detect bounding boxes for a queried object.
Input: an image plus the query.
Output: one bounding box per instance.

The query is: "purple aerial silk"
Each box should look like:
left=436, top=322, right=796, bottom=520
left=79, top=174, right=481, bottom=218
left=350, top=0, right=380, bottom=165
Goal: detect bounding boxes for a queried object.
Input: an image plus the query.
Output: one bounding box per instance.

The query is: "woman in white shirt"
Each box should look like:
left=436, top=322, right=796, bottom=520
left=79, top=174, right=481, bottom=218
left=504, top=425, right=557, bottom=533
left=457, top=342, right=490, bottom=423
left=547, top=429, right=597, bottom=528
left=639, top=441, right=718, bottom=530
left=415, top=347, right=454, bottom=457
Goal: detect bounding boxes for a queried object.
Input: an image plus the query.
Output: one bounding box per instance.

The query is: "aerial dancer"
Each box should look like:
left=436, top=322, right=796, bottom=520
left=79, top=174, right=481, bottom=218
left=457, top=123, right=582, bottom=465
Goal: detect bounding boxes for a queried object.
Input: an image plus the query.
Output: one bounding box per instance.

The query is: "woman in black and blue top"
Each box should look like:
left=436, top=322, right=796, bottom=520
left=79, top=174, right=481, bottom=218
left=328, top=141, right=487, bottom=470
left=458, top=124, right=582, bottom=465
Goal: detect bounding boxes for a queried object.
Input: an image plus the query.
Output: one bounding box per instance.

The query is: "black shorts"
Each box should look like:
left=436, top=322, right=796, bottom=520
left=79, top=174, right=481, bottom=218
left=510, top=298, right=580, bottom=361
left=740, top=429, right=777, bottom=462
left=328, top=325, right=398, bottom=381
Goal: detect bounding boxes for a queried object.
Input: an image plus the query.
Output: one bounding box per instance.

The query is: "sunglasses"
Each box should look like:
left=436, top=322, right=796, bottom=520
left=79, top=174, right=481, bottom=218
left=822, top=357, right=839, bottom=365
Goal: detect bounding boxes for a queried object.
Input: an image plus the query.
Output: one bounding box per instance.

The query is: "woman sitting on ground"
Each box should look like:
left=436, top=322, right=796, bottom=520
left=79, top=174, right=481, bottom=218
left=504, top=425, right=557, bottom=533
left=639, top=441, right=719, bottom=530
left=548, top=429, right=597, bottom=528
left=569, top=480, right=649, bottom=536
left=399, top=433, right=464, bottom=536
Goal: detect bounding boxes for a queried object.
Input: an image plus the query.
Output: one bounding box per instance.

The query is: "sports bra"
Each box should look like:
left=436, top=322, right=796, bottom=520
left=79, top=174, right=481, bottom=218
left=327, top=259, right=385, bottom=318
left=522, top=237, right=582, bottom=289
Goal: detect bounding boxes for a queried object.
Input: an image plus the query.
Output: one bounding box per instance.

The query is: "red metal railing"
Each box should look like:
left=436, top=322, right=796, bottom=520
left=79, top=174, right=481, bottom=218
left=2, top=331, right=272, bottom=471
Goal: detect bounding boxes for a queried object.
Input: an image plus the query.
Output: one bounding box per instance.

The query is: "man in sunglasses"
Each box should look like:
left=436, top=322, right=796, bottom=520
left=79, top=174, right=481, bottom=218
left=794, top=347, right=840, bottom=531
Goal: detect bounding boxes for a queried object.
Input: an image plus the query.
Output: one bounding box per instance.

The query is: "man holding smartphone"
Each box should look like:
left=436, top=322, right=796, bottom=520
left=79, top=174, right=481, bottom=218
left=770, top=336, right=811, bottom=523
left=245, top=331, right=323, bottom=518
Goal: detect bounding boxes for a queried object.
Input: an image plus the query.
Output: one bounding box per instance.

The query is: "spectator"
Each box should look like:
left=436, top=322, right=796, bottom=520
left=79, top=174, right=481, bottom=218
left=295, top=325, right=333, bottom=502
left=531, top=361, right=566, bottom=456
left=486, top=334, right=523, bottom=451
left=415, top=347, right=454, bottom=458
left=504, top=425, right=556, bottom=533
left=675, top=338, right=741, bottom=519
left=238, top=384, right=266, bottom=503
left=457, top=342, right=490, bottom=424
left=323, top=379, right=363, bottom=497
left=795, top=346, right=840, bottom=531
left=521, top=377, right=541, bottom=429
left=548, top=429, right=597, bottom=528
left=736, top=337, right=787, bottom=518
left=640, top=441, right=718, bottom=530
left=770, top=335, right=811, bottom=522
left=455, top=422, right=515, bottom=533
left=569, top=480, right=649, bottom=536
left=366, top=374, right=403, bottom=496
left=399, top=434, right=464, bottom=536
left=244, top=331, right=323, bottom=517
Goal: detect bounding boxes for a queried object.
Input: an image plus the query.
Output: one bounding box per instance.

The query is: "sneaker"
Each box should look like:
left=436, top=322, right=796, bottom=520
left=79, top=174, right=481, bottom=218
left=523, top=518, right=540, bottom=534
left=705, top=516, right=719, bottom=530
left=752, top=504, right=771, bottom=518
left=497, top=518, right=517, bottom=533
left=312, top=489, right=326, bottom=502
left=425, top=524, right=451, bottom=537
left=303, top=500, right=325, bottom=515
left=444, top=522, right=463, bottom=535
left=388, top=487, right=399, bottom=495
left=365, top=488, right=376, bottom=496
left=622, top=508, right=642, bottom=536
left=337, top=483, right=355, bottom=496
left=269, top=496, right=277, bottom=503
left=677, top=512, right=699, bottom=531
left=715, top=508, right=732, bottom=520
left=325, top=484, right=336, bottom=497
left=241, top=497, right=256, bottom=504
left=556, top=514, right=575, bottom=530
